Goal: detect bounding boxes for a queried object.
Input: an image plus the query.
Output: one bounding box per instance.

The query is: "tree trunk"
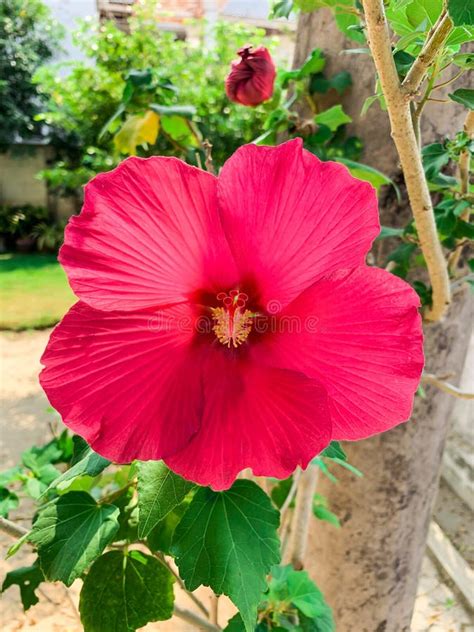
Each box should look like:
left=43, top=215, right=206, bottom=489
left=293, top=9, right=473, bottom=631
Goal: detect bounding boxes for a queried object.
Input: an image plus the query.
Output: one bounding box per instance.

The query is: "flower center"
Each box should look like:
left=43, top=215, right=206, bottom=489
left=211, top=290, right=254, bottom=348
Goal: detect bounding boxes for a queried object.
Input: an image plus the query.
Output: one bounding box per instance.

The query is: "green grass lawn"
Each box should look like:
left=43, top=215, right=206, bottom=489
left=0, top=253, right=75, bottom=330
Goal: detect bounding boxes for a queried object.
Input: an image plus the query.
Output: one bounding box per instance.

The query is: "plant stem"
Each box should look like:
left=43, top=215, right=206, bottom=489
left=362, top=0, right=451, bottom=321
left=402, top=12, right=453, bottom=97
left=0, top=516, right=28, bottom=538
left=422, top=372, right=474, bottom=399
left=448, top=110, right=474, bottom=273
left=202, top=139, right=215, bottom=174
left=174, top=605, right=222, bottom=631
left=284, top=466, right=318, bottom=569
left=154, top=552, right=210, bottom=618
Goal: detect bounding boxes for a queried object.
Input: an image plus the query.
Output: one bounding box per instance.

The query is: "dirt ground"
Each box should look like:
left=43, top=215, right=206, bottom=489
left=0, top=330, right=472, bottom=631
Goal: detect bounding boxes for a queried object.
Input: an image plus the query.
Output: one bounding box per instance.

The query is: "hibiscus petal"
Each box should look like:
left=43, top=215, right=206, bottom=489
left=40, top=302, right=205, bottom=462
left=60, top=157, right=237, bottom=311
left=217, top=139, right=380, bottom=309
left=258, top=267, right=424, bottom=440
left=165, top=350, right=331, bottom=490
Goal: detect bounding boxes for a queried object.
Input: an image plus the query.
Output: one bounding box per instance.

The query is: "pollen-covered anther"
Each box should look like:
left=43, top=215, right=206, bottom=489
left=211, top=291, right=254, bottom=348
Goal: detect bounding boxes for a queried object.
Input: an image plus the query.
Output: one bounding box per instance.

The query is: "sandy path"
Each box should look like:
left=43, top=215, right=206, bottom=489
left=0, top=330, right=471, bottom=631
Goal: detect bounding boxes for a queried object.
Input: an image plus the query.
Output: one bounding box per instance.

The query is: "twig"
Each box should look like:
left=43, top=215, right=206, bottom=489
left=283, top=466, right=318, bottom=569
left=422, top=373, right=474, bottom=399
left=432, top=68, right=464, bottom=91
left=402, top=12, right=453, bottom=96
left=0, top=516, right=28, bottom=538
left=154, top=552, right=210, bottom=617
left=362, top=0, right=451, bottom=321
left=202, top=140, right=215, bottom=175
left=448, top=110, right=474, bottom=273
left=174, top=605, right=221, bottom=631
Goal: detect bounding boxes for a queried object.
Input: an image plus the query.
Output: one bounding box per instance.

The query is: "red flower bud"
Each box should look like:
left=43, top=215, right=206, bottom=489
left=225, top=45, right=276, bottom=107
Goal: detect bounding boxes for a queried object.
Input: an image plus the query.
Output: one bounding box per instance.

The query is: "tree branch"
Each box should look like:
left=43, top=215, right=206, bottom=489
left=362, top=0, right=451, bottom=321
left=402, top=12, right=453, bottom=96
left=174, top=606, right=222, bottom=631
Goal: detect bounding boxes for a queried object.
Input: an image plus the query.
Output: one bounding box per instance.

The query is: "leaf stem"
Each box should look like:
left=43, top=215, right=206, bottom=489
left=154, top=552, right=210, bottom=618
left=0, top=516, right=28, bottom=538
left=362, top=0, right=451, bottom=321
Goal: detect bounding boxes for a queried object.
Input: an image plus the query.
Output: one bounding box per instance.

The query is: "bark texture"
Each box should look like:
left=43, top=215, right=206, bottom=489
left=309, top=291, right=472, bottom=632
left=293, top=9, right=473, bottom=630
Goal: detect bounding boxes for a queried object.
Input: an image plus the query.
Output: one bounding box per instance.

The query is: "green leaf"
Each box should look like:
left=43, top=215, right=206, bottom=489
left=448, top=88, right=474, bottom=110
left=282, top=48, right=326, bottom=86
left=126, top=69, right=153, bottom=87
left=377, top=226, right=405, bottom=239
left=270, top=565, right=334, bottom=621
left=315, top=105, right=352, bottom=132
left=137, top=461, right=194, bottom=538
left=451, top=52, right=474, bottom=68
left=45, top=438, right=110, bottom=494
left=412, top=281, right=432, bottom=307
left=79, top=550, right=174, bottom=632
left=22, top=440, right=62, bottom=472
left=454, top=219, right=474, bottom=239
left=270, top=0, right=294, bottom=18
left=149, top=103, right=196, bottom=118
left=160, top=114, right=200, bottom=147
left=0, top=488, right=19, bottom=517
left=313, top=504, right=340, bottom=527
left=28, top=491, right=119, bottom=585
left=271, top=477, right=293, bottom=509
left=321, top=441, right=346, bottom=461
left=171, top=480, right=281, bottom=632
left=147, top=502, right=188, bottom=555
left=299, top=48, right=326, bottom=77
left=312, top=458, right=338, bottom=483
left=331, top=458, right=363, bottom=478
left=1, top=561, right=44, bottom=611
left=335, top=158, right=397, bottom=195
left=422, top=143, right=450, bottom=179
left=300, top=610, right=335, bottom=632
left=0, top=466, right=24, bottom=487
left=393, top=50, right=415, bottom=77
left=335, top=10, right=365, bottom=43
left=225, top=613, right=269, bottom=631
left=310, top=71, right=352, bottom=95
left=448, top=0, right=474, bottom=25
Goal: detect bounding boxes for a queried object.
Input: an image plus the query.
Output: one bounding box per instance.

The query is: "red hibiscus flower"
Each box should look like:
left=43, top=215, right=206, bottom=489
left=40, top=140, right=424, bottom=490
left=225, top=45, right=276, bottom=106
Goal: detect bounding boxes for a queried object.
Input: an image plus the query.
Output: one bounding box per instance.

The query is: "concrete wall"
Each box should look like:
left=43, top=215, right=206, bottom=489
left=0, top=147, right=49, bottom=208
